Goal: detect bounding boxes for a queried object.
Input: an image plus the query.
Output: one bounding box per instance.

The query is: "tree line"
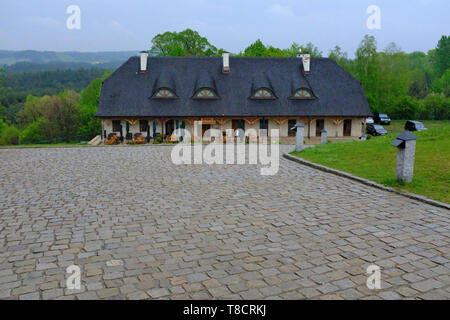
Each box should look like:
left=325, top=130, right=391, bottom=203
left=151, top=29, right=449, bottom=120
left=0, top=71, right=110, bottom=145
left=0, top=29, right=448, bottom=145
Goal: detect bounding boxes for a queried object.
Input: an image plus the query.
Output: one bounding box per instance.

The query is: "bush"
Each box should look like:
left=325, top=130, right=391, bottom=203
left=19, top=118, right=45, bottom=144
left=421, top=93, right=450, bottom=120
left=0, top=124, right=20, bottom=145
left=387, top=96, right=421, bottom=120
left=154, top=134, right=163, bottom=144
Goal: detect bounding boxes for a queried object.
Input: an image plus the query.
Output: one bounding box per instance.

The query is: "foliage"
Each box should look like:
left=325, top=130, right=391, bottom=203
left=0, top=68, right=110, bottom=125
left=421, top=93, right=449, bottom=120
left=15, top=90, right=81, bottom=143
left=150, top=29, right=223, bottom=56
left=431, top=35, right=450, bottom=78
left=0, top=122, right=20, bottom=145
left=241, top=40, right=322, bottom=58
left=78, top=71, right=112, bottom=137
left=154, top=134, right=163, bottom=144
left=18, top=118, right=46, bottom=144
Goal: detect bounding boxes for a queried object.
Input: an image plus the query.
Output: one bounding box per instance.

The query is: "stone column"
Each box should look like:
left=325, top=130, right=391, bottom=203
left=294, top=123, right=305, bottom=152
left=321, top=129, right=327, bottom=144
left=396, top=140, right=416, bottom=182
left=391, top=131, right=418, bottom=183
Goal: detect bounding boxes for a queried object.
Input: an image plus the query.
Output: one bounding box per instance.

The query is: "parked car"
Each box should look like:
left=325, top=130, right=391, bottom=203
left=366, top=124, right=388, bottom=136
left=405, top=120, right=428, bottom=131
left=374, top=112, right=391, bottom=125
left=366, top=116, right=374, bottom=124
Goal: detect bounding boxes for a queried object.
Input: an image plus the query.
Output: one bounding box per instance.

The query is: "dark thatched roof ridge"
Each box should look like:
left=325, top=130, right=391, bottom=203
left=97, top=56, right=371, bottom=118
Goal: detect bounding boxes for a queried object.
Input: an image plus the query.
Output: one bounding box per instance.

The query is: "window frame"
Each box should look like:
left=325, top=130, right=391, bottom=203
left=192, top=87, right=220, bottom=99
left=112, top=120, right=121, bottom=132
left=139, top=120, right=148, bottom=132
left=288, top=119, right=297, bottom=136
left=251, top=87, right=276, bottom=100
left=151, top=87, right=177, bottom=99
left=290, top=88, right=315, bottom=99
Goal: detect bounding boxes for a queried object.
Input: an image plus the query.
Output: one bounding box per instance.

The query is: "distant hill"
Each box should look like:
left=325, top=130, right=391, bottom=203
left=0, top=50, right=138, bottom=66
left=4, top=61, right=122, bottom=73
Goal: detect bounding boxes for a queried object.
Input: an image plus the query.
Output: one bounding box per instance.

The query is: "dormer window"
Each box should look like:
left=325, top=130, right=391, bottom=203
left=193, top=88, right=219, bottom=99
left=152, top=88, right=176, bottom=98
left=252, top=88, right=276, bottom=99
left=292, top=88, right=314, bottom=99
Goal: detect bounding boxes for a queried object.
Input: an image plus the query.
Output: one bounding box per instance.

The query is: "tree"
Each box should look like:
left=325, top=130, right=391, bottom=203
left=150, top=29, right=222, bottom=56
left=422, top=93, right=449, bottom=120
left=0, top=68, right=5, bottom=85
left=78, top=71, right=112, bottom=137
left=46, top=90, right=80, bottom=142
left=0, top=123, right=20, bottom=145
left=243, top=39, right=267, bottom=57
left=17, top=95, right=44, bottom=127
left=301, top=42, right=322, bottom=58
left=431, top=35, right=450, bottom=78
left=282, top=42, right=322, bottom=58
left=19, top=118, right=46, bottom=144
left=354, top=35, right=380, bottom=110
left=328, top=46, right=350, bottom=70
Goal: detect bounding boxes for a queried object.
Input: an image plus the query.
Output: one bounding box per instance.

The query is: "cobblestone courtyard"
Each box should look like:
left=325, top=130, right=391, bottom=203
left=0, top=145, right=449, bottom=300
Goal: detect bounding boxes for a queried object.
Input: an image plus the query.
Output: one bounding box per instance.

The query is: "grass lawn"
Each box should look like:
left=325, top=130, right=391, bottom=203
left=291, top=123, right=450, bottom=203
left=386, top=120, right=450, bottom=135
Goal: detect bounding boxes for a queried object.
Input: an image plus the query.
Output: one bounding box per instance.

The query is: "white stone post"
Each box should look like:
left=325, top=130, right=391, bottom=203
left=321, top=129, right=327, bottom=144
left=291, top=122, right=305, bottom=152
left=391, top=131, right=418, bottom=183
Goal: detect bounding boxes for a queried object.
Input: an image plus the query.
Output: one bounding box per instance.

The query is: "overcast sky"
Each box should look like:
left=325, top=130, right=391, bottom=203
left=0, top=0, right=448, bottom=57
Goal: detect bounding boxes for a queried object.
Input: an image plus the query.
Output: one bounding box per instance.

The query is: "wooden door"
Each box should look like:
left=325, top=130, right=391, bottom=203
left=202, top=124, right=211, bottom=138
left=316, top=119, right=324, bottom=136
left=165, top=120, right=174, bottom=136
left=343, top=119, right=351, bottom=136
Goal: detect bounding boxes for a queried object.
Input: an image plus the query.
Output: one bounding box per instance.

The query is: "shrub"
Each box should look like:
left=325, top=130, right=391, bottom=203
left=422, top=93, right=449, bottom=120
left=154, top=134, right=163, bottom=144
left=19, top=119, right=45, bottom=144
left=0, top=124, right=20, bottom=145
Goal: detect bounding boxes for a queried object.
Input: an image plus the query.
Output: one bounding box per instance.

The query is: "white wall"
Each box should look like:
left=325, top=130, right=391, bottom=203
left=102, top=117, right=363, bottom=141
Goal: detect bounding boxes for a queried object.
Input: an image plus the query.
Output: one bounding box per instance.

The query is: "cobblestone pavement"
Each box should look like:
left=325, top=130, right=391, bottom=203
left=0, top=145, right=449, bottom=300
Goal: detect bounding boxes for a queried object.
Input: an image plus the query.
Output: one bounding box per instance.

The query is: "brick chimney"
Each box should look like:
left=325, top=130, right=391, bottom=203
left=140, top=51, right=148, bottom=73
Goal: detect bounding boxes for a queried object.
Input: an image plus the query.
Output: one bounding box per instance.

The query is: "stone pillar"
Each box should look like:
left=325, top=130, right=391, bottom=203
left=321, top=129, right=327, bottom=144
left=291, top=122, right=305, bottom=152
left=396, top=140, right=416, bottom=182
left=391, top=131, right=418, bottom=183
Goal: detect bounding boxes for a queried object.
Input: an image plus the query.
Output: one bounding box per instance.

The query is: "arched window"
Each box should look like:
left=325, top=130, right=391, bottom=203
left=252, top=88, right=275, bottom=99
left=194, top=88, right=218, bottom=98
left=292, top=88, right=314, bottom=99
left=153, top=88, right=176, bottom=98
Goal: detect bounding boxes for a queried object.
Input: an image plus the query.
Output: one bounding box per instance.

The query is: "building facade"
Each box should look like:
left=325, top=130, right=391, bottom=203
left=97, top=52, right=371, bottom=142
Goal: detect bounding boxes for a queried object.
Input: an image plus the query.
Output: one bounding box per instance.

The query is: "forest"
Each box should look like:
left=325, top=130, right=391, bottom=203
left=0, top=29, right=448, bottom=145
